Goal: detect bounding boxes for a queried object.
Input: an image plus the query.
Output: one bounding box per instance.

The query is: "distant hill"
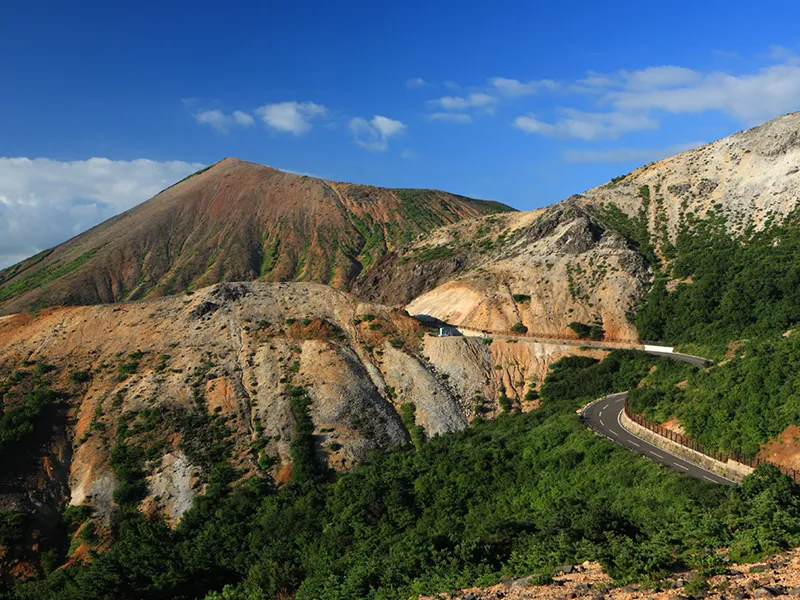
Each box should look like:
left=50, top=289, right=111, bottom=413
left=0, top=158, right=513, bottom=315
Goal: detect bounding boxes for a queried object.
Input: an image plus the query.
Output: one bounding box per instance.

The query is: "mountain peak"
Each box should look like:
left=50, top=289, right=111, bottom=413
left=0, top=160, right=513, bottom=315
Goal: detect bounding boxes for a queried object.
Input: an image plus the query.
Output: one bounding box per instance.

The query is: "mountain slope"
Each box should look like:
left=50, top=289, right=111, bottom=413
left=355, top=113, right=800, bottom=342
left=577, top=111, right=800, bottom=243
left=0, top=282, right=601, bottom=535
left=0, top=158, right=513, bottom=315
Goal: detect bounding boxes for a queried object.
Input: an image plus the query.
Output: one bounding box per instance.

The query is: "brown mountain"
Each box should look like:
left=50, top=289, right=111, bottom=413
left=0, top=158, right=513, bottom=315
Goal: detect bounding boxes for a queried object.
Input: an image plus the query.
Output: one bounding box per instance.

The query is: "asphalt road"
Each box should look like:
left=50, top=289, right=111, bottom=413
left=583, top=392, right=735, bottom=486
left=643, top=350, right=710, bottom=367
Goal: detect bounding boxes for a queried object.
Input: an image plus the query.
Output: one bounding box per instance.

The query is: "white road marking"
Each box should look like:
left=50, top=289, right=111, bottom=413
left=676, top=464, right=689, bottom=471
left=703, top=476, right=716, bottom=482
left=599, top=410, right=603, bottom=417
left=629, top=440, right=640, bottom=447
left=600, top=419, right=605, bottom=427
left=651, top=451, right=664, bottom=459
left=609, top=431, right=618, bottom=437
left=614, top=397, right=737, bottom=485
left=603, top=404, right=609, bottom=410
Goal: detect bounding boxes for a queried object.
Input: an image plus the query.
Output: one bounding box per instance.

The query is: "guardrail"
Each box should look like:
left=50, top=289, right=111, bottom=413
left=624, top=402, right=800, bottom=484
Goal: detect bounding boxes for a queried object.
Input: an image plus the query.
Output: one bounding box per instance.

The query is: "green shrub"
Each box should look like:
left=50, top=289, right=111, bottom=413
left=510, top=322, right=528, bottom=334
left=0, top=511, right=27, bottom=546
left=70, top=371, right=91, bottom=384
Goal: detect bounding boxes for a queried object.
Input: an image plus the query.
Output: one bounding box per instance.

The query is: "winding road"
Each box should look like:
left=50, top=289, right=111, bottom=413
left=582, top=392, right=735, bottom=486
left=437, top=328, right=727, bottom=484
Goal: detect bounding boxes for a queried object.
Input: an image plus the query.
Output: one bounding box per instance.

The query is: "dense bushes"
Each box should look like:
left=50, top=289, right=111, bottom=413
left=0, top=388, right=58, bottom=456
left=567, top=322, right=604, bottom=340
left=10, top=352, right=800, bottom=599
left=629, top=333, right=800, bottom=457
left=636, top=214, right=800, bottom=346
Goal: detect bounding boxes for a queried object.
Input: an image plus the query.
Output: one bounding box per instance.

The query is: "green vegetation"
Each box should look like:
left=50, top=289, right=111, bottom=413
left=0, top=511, right=28, bottom=547
left=497, top=386, right=513, bottom=412
left=568, top=321, right=604, bottom=340
left=0, top=248, right=100, bottom=304
left=512, top=294, right=531, bottom=303
left=288, top=386, right=318, bottom=482
left=398, top=402, right=425, bottom=450
left=10, top=352, right=800, bottom=599
left=510, top=322, right=528, bottom=334
left=636, top=212, right=800, bottom=347
left=0, top=389, right=58, bottom=456
left=619, top=209, right=800, bottom=458
left=629, top=332, right=800, bottom=457
left=69, top=371, right=91, bottom=384
left=595, top=203, right=656, bottom=266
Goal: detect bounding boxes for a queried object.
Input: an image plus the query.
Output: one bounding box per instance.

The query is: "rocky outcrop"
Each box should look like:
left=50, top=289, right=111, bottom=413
left=357, top=202, right=649, bottom=341
left=419, top=547, right=800, bottom=599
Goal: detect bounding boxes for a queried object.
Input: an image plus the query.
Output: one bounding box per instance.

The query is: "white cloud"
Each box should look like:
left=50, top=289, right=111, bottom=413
left=513, top=109, right=658, bottom=140
left=563, top=141, right=705, bottom=163
left=255, top=101, right=327, bottom=135
left=608, top=64, right=800, bottom=123
left=429, top=93, right=497, bottom=111
left=489, top=77, right=559, bottom=96
left=443, top=80, right=460, bottom=90
left=232, top=111, right=254, bottom=126
left=621, top=66, right=702, bottom=90
left=0, top=157, right=205, bottom=269
left=350, top=115, right=406, bottom=151
left=401, top=150, right=418, bottom=160
left=194, top=109, right=255, bottom=133
left=519, top=55, right=800, bottom=142
left=429, top=112, right=472, bottom=123
left=406, top=77, right=428, bottom=89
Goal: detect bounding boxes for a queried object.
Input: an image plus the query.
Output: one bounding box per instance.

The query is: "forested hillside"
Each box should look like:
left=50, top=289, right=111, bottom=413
left=5, top=352, right=800, bottom=600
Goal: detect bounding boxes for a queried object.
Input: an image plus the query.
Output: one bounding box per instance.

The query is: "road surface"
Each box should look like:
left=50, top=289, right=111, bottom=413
left=582, top=392, right=735, bottom=486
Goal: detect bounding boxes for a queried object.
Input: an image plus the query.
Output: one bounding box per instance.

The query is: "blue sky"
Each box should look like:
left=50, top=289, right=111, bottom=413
left=2, top=0, right=800, bottom=266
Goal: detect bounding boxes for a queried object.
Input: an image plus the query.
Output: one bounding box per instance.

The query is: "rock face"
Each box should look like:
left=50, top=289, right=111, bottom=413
left=0, top=158, right=513, bottom=315
left=576, top=111, right=800, bottom=240
left=355, top=201, right=650, bottom=342
left=0, top=282, right=601, bottom=526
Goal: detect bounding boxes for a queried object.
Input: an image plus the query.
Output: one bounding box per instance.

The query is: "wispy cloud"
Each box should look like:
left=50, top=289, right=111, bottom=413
left=489, top=77, right=559, bottom=97
left=563, top=141, right=705, bottom=163
left=406, top=77, right=428, bottom=89
left=350, top=115, right=406, bottom=151
left=193, top=109, right=255, bottom=133
left=428, top=93, right=497, bottom=111
left=429, top=112, right=473, bottom=123
left=513, top=109, right=658, bottom=140
left=513, top=53, right=800, bottom=141
left=607, top=63, right=800, bottom=123
left=0, top=157, right=205, bottom=269
left=255, top=101, right=327, bottom=135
